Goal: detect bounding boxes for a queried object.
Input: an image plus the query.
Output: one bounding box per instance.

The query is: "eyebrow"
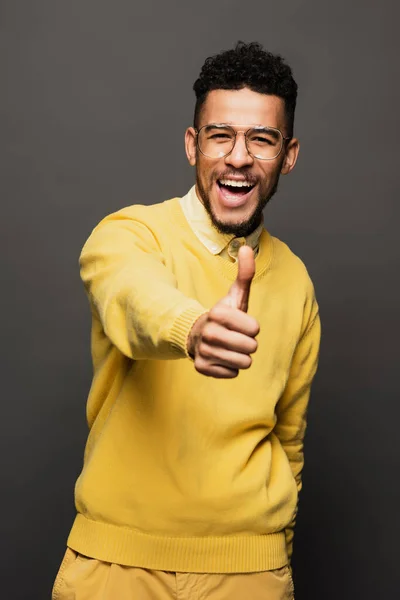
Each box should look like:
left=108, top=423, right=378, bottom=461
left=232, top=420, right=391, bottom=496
left=203, top=123, right=281, bottom=139
left=251, top=127, right=281, bottom=140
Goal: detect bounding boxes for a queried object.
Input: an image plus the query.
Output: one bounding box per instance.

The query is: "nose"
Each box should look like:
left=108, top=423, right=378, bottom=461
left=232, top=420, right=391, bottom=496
left=224, top=132, right=254, bottom=168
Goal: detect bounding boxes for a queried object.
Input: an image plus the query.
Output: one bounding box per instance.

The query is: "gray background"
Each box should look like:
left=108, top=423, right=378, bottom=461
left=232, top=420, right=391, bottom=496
left=1, top=1, right=399, bottom=598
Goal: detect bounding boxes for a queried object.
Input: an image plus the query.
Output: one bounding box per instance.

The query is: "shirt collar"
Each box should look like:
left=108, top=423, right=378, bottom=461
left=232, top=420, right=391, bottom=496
left=179, top=186, right=264, bottom=258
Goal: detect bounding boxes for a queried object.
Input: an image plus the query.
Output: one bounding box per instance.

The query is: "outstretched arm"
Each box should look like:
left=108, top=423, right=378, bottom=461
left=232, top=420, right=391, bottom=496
left=80, top=211, right=207, bottom=360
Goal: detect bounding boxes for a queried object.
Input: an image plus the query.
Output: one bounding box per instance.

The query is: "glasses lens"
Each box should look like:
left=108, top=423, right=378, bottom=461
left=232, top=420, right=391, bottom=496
left=246, top=127, right=283, bottom=159
left=198, top=126, right=235, bottom=158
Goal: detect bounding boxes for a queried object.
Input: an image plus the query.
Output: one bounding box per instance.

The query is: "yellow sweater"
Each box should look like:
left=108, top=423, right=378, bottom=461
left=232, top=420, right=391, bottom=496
left=67, top=195, right=321, bottom=573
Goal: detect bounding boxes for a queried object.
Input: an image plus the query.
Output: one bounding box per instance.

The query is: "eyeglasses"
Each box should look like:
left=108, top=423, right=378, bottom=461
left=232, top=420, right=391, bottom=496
left=195, top=123, right=291, bottom=161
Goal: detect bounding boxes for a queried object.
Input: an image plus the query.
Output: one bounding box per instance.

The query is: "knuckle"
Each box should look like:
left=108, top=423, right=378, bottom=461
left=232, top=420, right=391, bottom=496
left=194, top=363, right=204, bottom=375
left=195, top=362, right=209, bottom=376
left=209, top=304, right=225, bottom=322
left=202, top=325, right=219, bottom=345
left=241, top=355, right=252, bottom=369
left=208, top=306, right=219, bottom=321
left=194, top=356, right=206, bottom=371
left=250, top=338, right=258, bottom=353
left=251, top=319, right=260, bottom=336
left=199, top=343, right=213, bottom=359
left=194, top=357, right=202, bottom=371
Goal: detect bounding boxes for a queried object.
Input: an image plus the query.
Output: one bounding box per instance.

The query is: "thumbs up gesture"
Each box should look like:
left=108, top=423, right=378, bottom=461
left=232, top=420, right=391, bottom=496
left=187, top=246, right=260, bottom=378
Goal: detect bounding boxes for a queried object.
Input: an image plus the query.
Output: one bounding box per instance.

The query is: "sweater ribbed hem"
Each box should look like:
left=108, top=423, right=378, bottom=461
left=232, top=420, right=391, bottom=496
left=67, top=514, right=288, bottom=573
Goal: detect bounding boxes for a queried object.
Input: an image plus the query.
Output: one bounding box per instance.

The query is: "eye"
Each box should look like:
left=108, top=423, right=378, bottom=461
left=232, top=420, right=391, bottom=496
left=252, top=136, right=274, bottom=145
left=209, top=133, right=232, bottom=140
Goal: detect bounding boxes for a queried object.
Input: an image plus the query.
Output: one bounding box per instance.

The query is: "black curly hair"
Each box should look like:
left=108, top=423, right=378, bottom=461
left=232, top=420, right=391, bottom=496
left=193, top=41, right=298, bottom=136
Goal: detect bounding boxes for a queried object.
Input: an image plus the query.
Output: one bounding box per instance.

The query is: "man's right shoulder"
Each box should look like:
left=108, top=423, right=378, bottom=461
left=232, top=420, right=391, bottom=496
left=81, top=197, right=182, bottom=252
left=84, top=198, right=180, bottom=241
left=103, top=197, right=179, bottom=224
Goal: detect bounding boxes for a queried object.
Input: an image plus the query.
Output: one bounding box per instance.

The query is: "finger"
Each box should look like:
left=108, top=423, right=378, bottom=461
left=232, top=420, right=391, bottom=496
left=227, top=245, right=256, bottom=312
left=194, top=361, right=239, bottom=379
left=201, top=322, right=258, bottom=354
left=197, top=344, right=253, bottom=370
left=209, top=305, right=260, bottom=338
left=236, top=245, right=255, bottom=312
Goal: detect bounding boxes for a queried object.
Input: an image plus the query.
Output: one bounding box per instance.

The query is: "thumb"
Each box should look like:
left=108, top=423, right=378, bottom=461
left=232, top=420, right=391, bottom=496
left=226, top=245, right=256, bottom=312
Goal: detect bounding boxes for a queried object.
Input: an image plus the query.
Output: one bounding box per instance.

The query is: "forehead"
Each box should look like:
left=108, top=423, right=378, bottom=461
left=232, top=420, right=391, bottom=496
left=199, top=88, right=286, bottom=130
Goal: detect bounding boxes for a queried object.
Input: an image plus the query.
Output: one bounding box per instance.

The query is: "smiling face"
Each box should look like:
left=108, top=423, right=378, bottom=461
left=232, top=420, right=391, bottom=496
left=185, top=87, right=300, bottom=237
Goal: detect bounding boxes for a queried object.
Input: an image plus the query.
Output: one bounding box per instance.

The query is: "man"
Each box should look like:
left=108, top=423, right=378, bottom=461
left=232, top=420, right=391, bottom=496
left=52, top=41, right=321, bottom=600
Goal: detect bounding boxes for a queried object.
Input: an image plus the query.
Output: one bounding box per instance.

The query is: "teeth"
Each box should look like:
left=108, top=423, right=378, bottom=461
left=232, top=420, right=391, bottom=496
left=219, top=179, right=253, bottom=188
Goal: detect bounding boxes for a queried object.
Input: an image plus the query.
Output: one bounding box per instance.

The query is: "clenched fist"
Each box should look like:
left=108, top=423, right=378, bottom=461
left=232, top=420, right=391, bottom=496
left=187, top=245, right=260, bottom=379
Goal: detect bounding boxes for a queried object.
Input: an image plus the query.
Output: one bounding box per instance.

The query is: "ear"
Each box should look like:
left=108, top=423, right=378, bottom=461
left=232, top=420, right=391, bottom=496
left=281, top=138, right=300, bottom=175
left=185, top=127, right=197, bottom=166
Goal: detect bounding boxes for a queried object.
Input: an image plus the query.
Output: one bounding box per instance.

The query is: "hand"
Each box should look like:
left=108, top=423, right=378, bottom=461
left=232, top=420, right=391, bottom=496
left=187, top=245, right=259, bottom=378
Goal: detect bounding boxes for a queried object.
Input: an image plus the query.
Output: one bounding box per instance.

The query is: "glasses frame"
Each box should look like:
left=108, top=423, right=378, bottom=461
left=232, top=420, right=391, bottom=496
left=195, top=123, right=292, bottom=161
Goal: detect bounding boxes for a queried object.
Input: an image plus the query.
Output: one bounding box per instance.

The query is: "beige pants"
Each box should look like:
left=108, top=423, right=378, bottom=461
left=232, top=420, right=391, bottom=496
left=52, top=548, right=294, bottom=600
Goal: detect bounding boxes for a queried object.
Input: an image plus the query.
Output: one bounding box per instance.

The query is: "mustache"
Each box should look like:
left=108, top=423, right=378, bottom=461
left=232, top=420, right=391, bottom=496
left=215, top=171, right=258, bottom=185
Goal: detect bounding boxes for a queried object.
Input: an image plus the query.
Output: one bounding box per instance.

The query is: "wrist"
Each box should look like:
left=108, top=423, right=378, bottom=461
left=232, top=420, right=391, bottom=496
left=187, top=312, right=208, bottom=358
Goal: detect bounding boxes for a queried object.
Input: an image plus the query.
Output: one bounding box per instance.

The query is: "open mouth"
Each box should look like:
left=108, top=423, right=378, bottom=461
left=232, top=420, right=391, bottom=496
left=216, top=178, right=256, bottom=207
left=217, top=179, right=256, bottom=196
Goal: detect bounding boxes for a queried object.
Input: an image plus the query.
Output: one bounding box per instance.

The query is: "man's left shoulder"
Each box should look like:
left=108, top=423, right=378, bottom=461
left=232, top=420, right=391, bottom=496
left=116, top=196, right=178, bottom=221
left=270, top=235, right=316, bottom=290
left=270, top=236, right=320, bottom=334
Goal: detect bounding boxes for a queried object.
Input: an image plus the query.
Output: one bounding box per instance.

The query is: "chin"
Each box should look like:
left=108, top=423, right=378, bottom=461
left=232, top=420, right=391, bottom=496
left=196, top=175, right=276, bottom=237
left=211, top=212, right=261, bottom=237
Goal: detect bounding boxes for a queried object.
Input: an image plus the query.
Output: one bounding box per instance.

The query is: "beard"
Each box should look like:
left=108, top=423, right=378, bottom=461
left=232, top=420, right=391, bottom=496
left=196, top=170, right=280, bottom=238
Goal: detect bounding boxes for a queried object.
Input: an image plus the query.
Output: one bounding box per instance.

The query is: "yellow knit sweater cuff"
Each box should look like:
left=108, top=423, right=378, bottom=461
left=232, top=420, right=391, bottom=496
left=168, top=306, right=208, bottom=358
